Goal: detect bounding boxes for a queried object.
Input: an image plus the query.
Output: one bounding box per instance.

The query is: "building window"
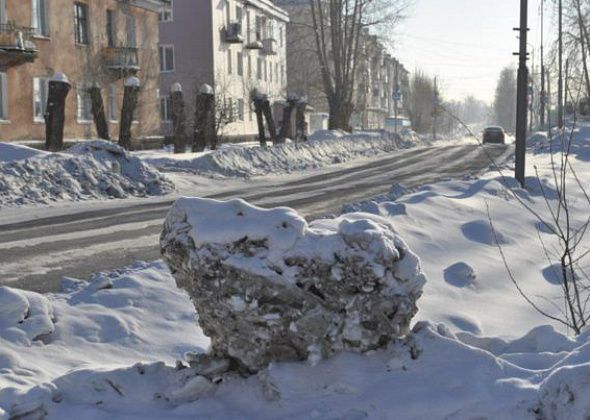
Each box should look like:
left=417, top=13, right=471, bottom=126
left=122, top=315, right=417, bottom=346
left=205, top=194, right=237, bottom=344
left=238, top=98, right=244, bottom=121
left=126, top=14, right=136, bottom=48
left=263, top=60, right=267, bottom=81
left=275, top=63, right=279, bottom=83
left=247, top=55, right=252, bottom=78
left=160, top=95, right=171, bottom=122
left=77, top=84, right=93, bottom=122
left=74, top=2, right=90, bottom=45
left=235, top=5, right=242, bottom=23
left=33, top=77, right=48, bottom=122
left=159, top=45, right=174, bottom=72
left=31, top=0, right=49, bottom=37
left=0, top=72, right=7, bottom=121
left=108, top=84, right=118, bottom=122
left=227, top=49, right=232, bottom=75
left=237, top=51, right=243, bottom=76
left=159, top=1, right=173, bottom=22
left=0, top=0, right=6, bottom=25
left=257, top=57, right=262, bottom=80
left=106, top=10, right=116, bottom=47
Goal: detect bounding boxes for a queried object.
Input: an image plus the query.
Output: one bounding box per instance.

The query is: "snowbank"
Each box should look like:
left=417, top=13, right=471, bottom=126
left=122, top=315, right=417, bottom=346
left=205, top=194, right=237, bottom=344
left=0, top=140, right=174, bottom=207
left=142, top=130, right=425, bottom=178
left=0, top=143, right=48, bottom=163
left=161, top=198, right=426, bottom=372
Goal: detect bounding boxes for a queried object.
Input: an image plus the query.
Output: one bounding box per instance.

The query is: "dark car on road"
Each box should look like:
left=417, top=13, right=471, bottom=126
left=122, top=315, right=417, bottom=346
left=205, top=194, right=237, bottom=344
left=482, top=126, right=506, bottom=144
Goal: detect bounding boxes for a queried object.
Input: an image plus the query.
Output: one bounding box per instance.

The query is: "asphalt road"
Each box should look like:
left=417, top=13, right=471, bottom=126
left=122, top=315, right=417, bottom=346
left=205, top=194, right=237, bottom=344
left=0, top=144, right=512, bottom=292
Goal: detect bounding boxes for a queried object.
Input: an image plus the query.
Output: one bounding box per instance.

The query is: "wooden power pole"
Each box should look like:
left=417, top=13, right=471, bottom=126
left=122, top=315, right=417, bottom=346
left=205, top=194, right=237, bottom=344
left=515, top=0, right=529, bottom=187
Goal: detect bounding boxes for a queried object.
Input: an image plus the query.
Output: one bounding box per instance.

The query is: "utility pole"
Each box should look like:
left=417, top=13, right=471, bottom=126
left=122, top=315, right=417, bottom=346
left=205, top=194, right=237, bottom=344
left=394, top=61, right=400, bottom=136
left=514, top=0, right=529, bottom=187
left=529, top=47, right=535, bottom=133
left=540, top=0, right=546, bottom=127
left=547, top=69, right=552, bottom=127
left=558, top=0, right=564, bottom=128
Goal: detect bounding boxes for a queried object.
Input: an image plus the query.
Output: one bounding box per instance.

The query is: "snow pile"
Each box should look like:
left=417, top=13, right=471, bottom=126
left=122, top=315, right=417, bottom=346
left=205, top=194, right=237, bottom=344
left=146, top=130, right=425, bottom=178
left=0, top=262, right=206, bottom=397
left=0, top=140, right=174, bottom=207
left=3, top=308, right=590, bottom=418
left=0, top=143, right=48, bottom=163
left=161, top=198, right=426, bottom=372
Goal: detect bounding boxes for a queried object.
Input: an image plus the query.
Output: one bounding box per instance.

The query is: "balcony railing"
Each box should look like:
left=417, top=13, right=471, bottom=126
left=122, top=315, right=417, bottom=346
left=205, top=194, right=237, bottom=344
left=223, top=22, right=243, bottom=44
left=103, top=46, right=140, bottom=75
left=0, top=23, right=38, bottom=67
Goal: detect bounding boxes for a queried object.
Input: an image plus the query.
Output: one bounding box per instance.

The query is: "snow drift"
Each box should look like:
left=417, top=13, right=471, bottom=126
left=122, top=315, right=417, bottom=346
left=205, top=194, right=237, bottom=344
left=161, top=197, right=426, bottom=372
left=144, top=130, right=424, bottom=178
left=0, top=141, right=174, bottom=207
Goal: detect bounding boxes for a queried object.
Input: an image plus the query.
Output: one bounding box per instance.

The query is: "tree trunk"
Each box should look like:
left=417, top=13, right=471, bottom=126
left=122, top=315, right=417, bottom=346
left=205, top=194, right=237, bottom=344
left=170, top=90, right=186, bottom=154
left=295, top=100, right=308, bottom=141
left=262, top=99, right=278, bottom=145
left=45, top=80, right=71, bottom=152
left=328, top=95, right=353, bottom=131
left=193, top=93, right=209, bottom=152
left=118, top=85, right=140, bottom=150
left=88, top=86, right=110, bottom=140
left=208, top=97, right=218, bottom=150
left=278, top=100, right=296, bottom=143
left=253, top=97, right=267, bottom=147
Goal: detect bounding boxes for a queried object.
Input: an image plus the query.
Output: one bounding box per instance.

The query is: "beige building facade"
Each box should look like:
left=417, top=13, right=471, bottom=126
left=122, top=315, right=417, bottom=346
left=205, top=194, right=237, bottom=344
left=0, top=0, right=163, bottom=142
left=159, top=0, right=289, bottom=140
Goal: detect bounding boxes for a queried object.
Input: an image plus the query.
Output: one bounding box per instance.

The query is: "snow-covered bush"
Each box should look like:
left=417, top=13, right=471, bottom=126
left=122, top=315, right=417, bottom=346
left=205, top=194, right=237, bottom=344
left=0, top=140, right=174, bottom=206
left=0, top=287, right=55, bottom=345
left=161, top=198, right=426, bottom=373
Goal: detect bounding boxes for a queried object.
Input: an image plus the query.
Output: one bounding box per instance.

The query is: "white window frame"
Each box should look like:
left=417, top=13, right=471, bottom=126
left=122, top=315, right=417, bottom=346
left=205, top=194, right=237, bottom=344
left=31, top=0, right=50, bottom=37
left=159, top=0, right=173, bottom=22
left=76, top=83, right=93, bottom=124
left=159, top=44, right=175, bottom=73
left=0, top=72, right=8, bottom=121
left=160, top=94, right=172, bottom=122
left=33, top=77, right=49, bottom=123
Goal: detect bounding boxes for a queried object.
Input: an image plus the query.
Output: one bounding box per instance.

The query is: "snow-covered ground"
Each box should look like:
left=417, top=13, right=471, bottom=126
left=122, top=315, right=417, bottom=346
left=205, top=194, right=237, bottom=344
left=2, top=127, right=590, bottom=418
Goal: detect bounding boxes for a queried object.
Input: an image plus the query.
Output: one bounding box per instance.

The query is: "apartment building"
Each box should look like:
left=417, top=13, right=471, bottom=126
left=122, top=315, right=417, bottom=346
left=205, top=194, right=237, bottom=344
left=275, top=0, right=410, bottom=131
left=352, top=35, right=410, bottom=130
left=159, top=0, right=289, bottom=140
left=0, top=0, right=164, bottom=142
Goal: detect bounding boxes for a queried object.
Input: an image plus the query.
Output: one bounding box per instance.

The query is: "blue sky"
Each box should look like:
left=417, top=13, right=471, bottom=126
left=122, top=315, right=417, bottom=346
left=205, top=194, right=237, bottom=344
left=394, top=0, right=551, bottom=103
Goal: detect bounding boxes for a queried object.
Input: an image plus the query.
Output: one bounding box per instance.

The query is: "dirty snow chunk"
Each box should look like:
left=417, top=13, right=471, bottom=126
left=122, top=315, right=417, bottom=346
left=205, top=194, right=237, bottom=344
left=0, top=140, right=174, bottom=207
left=0, top=287, right=54, bottom=344
left=161, top=197, right=426, bottom=373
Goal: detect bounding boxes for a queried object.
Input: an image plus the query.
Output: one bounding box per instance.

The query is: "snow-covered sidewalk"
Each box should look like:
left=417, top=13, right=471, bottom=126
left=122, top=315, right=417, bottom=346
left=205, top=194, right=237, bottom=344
left=135, top=130, right=425, bottom=178
left=2, top=127, right=590, bottom=418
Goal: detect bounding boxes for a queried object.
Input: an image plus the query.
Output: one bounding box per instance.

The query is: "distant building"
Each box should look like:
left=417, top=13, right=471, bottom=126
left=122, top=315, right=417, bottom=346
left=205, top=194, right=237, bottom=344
left=159, top=0, right=289, bottom=141
left=0, top=0, right=164, bottom=142
left=276, top=0, right=409, bottom=131
left=352, top=34, right=410, bottom=130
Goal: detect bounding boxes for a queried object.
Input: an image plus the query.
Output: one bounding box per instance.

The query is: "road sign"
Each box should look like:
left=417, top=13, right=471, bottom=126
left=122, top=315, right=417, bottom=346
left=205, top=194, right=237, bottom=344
left=392, top=91, right=402, bottom=101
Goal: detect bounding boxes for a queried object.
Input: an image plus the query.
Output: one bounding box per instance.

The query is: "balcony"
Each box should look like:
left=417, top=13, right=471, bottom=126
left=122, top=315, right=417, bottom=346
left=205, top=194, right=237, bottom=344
left=0, top=23, right=38, bottom=67
left=103, top=47, right=140, bottom=75
left=223, top=22, right=243, bottom=44
left=261, top=38, right=277, bottom=55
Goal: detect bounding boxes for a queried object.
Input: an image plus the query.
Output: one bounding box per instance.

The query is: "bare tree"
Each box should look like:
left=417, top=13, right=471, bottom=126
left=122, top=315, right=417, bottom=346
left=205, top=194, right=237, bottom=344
left=308, top=0, right=409, bottom=130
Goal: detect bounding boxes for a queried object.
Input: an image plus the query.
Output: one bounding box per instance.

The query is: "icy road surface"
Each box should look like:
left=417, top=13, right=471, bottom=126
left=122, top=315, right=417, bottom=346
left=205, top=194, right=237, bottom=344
left=0, top=144, right=511, bottom=292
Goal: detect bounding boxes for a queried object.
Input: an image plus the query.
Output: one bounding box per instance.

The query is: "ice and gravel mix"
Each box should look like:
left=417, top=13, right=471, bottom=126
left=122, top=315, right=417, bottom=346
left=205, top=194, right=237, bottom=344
left=161, top=198, right=426, bottom=372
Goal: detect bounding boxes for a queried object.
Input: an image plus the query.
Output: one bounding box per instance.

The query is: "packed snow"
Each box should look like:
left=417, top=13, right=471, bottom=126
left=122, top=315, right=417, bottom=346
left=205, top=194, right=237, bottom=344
left=0, top=141, right=174, bottom=207
left=2, top=126, right=590, bottom=418
left=138, top=130, right=425, bottom=178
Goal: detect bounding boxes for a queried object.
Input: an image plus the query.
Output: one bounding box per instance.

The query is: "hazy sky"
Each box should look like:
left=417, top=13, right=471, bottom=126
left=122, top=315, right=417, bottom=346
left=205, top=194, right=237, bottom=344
left=394, top=0, right=553, bottom=103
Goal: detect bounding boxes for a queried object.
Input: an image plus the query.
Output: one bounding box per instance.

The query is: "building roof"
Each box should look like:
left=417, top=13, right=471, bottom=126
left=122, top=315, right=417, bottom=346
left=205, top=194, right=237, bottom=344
left=244, top=0, right=290, bottom=22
